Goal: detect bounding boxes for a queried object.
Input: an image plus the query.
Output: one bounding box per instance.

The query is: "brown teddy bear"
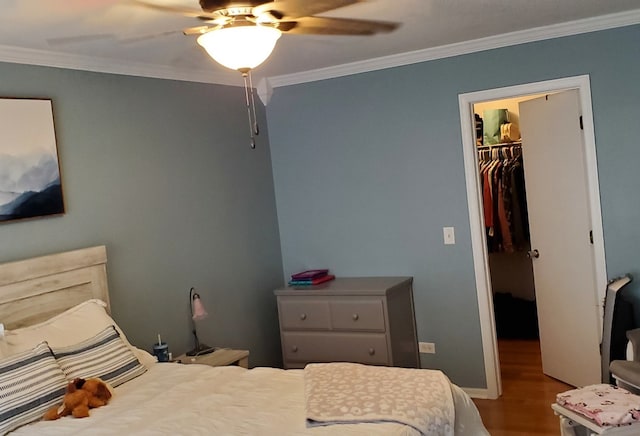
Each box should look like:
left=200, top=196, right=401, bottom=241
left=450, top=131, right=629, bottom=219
left=43, top=378, right=112, bottom=420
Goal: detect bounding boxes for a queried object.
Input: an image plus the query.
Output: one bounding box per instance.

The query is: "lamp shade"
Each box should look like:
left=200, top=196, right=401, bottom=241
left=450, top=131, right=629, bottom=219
left=192, top=294, right=208, bottom=321
left=197, top=25, right=281, bottom=71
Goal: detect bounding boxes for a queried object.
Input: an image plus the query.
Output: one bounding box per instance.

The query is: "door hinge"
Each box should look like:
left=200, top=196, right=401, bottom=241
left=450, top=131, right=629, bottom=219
left=589, top=230, right=594, bottom=244
left=579, top=115, right=584, bottom=130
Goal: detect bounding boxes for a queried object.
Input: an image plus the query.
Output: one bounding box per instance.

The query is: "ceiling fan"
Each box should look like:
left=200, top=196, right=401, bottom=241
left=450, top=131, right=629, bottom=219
left=133, top=0, right=399, bottom=71
left=133, top=0, right=399, bottom=149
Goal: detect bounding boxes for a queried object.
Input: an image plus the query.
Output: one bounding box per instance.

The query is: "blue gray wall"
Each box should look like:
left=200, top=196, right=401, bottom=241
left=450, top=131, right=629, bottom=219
left=266, top=24, right=640, bottom=388
left=0, top=63, right=284, bottom=367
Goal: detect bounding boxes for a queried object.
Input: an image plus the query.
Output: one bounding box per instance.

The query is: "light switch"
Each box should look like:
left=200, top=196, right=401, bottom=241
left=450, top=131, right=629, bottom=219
left=443, top=227, right=455, bottom=245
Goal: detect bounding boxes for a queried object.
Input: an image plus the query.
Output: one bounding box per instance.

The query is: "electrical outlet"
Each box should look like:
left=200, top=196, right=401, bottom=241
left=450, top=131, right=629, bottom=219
left=418, top=342, right=435, bottom=354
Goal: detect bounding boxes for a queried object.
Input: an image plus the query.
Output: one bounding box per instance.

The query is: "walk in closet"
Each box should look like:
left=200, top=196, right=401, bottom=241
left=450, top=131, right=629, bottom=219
left=474, top=98, right=538, bottom=341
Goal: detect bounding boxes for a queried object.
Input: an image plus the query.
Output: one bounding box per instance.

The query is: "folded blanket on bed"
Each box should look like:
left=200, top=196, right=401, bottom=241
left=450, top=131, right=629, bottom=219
left=304, top=362, right=454, bottom=436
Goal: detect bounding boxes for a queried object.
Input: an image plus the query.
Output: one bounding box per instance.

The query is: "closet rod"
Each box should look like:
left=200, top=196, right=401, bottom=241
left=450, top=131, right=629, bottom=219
left=477, top=141, right=522, bottom=149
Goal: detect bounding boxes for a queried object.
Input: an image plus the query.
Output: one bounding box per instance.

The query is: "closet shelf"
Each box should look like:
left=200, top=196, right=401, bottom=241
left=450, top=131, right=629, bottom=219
left=477, top=141, right=522, bottom=149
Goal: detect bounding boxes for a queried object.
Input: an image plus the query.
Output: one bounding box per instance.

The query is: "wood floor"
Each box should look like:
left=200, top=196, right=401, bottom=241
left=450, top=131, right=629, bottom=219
left=473, top=339, right=572, bottom=435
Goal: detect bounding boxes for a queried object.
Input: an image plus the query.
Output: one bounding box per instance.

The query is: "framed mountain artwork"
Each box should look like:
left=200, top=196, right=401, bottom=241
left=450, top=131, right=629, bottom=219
left=0, top=98, right=65, bottom=223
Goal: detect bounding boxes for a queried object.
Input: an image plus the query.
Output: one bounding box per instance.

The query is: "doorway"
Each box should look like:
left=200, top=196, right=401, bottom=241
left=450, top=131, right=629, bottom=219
left=458, top=75, right=608, bottom=399
left=474, top=95, right=539, bottom=344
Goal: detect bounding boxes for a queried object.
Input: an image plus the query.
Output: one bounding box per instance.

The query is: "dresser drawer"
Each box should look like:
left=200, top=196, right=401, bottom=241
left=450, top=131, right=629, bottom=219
left=281, top=332, right=389, bottom=365
left=278, top=298, right=331, bottom=330
left=330, top=298, right=385, bottom=332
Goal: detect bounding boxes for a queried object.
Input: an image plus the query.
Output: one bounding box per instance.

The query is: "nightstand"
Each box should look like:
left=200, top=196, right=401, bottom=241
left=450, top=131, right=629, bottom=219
left=175, top=348, right=249, bottom=368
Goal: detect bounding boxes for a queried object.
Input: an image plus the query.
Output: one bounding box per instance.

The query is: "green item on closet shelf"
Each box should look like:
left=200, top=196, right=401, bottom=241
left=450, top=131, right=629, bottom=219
left=483, top=108, right=509, bottom=145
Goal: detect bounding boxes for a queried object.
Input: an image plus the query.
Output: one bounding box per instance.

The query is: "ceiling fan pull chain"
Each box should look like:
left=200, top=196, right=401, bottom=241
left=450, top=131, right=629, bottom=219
left=242, top=72, right=257, bottom=149
left=248, top=71, right=259, bottom=136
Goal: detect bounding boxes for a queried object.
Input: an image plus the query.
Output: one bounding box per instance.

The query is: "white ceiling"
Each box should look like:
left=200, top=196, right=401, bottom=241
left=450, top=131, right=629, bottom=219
left=0, top=0, right=639, bottom=88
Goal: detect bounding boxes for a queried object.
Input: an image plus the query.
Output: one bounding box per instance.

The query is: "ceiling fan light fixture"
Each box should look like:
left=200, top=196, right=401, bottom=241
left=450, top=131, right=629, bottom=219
left=197, top=25, right=281, bottom=71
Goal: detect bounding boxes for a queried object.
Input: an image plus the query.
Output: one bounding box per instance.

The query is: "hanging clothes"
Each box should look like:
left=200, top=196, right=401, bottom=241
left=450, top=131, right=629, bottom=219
left=478, top=144, right=530, bottom=253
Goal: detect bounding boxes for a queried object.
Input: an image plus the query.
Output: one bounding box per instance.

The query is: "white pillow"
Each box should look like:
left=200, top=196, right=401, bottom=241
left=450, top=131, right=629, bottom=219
left=1, top=299, right=156, bottom=367
left=0, top=342, right=68, bottom=434
left=52, top=325, right=147, bottom=387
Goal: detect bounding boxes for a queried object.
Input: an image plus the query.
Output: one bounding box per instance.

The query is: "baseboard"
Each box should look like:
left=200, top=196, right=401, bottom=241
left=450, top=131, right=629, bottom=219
left=462, top=387, right=496, bottom=399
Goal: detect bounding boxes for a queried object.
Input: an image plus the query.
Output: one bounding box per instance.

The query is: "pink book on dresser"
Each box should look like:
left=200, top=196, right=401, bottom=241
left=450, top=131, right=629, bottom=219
left=288, top=274, right=335, bottom=286
left=290, top=269, right=329, bottom=280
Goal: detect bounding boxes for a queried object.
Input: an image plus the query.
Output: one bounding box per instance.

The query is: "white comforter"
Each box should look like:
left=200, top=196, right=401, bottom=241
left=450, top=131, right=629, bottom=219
left=13, top=363, right=488, bottom=435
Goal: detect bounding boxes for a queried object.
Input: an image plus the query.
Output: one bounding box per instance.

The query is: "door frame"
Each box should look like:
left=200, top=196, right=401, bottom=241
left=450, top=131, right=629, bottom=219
left=458, top=75, right=607, bottom=399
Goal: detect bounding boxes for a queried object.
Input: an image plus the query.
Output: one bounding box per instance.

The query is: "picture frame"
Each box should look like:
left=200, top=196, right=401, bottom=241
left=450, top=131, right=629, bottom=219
left=0, top=97, right=65, bottom=223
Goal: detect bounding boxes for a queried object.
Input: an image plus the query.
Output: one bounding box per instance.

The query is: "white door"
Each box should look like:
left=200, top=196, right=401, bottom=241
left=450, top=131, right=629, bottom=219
left=519, top=90, right=601, bottom=387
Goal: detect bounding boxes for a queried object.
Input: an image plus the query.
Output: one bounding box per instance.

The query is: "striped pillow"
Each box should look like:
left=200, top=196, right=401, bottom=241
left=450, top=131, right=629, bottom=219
left=52, top=325, right=147, bottom=387
left=0, top=342, right=67, bottom=434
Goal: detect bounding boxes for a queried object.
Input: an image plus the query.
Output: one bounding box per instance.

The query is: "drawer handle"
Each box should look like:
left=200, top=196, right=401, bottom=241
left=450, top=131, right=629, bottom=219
left=299, top=313, right=307, bottom=320
left=291, top=345, right=298, bottom=353
left=368, top=348, right=375, bottom=356
left=352, top=313, right=359, bottom=321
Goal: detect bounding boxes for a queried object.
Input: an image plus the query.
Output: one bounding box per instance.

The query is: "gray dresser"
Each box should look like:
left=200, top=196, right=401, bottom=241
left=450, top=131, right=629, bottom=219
left=274, top=277, right=419, bottom=369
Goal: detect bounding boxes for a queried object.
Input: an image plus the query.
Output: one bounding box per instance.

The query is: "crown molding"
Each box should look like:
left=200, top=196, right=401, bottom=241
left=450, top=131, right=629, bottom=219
left=0, top=9, right=637, bottom=92
left=267, top=9, right=640, bottom=88
left=0, top=44, right=243, bottom=87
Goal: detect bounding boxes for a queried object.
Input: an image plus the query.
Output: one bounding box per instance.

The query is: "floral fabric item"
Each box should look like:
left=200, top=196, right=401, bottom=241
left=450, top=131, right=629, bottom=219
left=304, top=362, right=454, bottom=436
left=556, top=384, right=640, bottom=426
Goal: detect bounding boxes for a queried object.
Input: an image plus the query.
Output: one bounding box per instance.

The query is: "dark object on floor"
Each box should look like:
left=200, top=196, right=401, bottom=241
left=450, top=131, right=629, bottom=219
left=493, top=292, right=539, bottom=339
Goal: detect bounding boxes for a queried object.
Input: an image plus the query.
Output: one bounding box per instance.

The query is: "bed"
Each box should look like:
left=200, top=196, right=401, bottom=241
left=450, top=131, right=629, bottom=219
left=0, top=246, right=489, bottom=435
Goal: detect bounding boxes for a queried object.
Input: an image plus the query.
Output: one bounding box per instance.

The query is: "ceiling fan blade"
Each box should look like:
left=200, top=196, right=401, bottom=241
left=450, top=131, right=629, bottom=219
left=130, top=0, right=222, bottom=21
left=46, top=34, right=115, bottom=47
left=253, top=0, right=364, bottom=20
left=119, top=30, right=182, bottom=44
left=281, top=16, right=398, bottom=35
left=182, top=24, right=221, bottom=36
left=274, top=21, right=297, bottom=32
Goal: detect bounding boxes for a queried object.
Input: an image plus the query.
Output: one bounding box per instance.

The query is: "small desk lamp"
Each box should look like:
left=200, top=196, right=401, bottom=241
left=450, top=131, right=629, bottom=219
left=186, top=287, right=215, bottom=356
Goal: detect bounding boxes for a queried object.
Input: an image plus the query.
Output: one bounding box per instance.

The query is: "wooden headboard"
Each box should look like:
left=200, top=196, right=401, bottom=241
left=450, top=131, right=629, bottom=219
left=0, top=246, right=109, bottom=329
